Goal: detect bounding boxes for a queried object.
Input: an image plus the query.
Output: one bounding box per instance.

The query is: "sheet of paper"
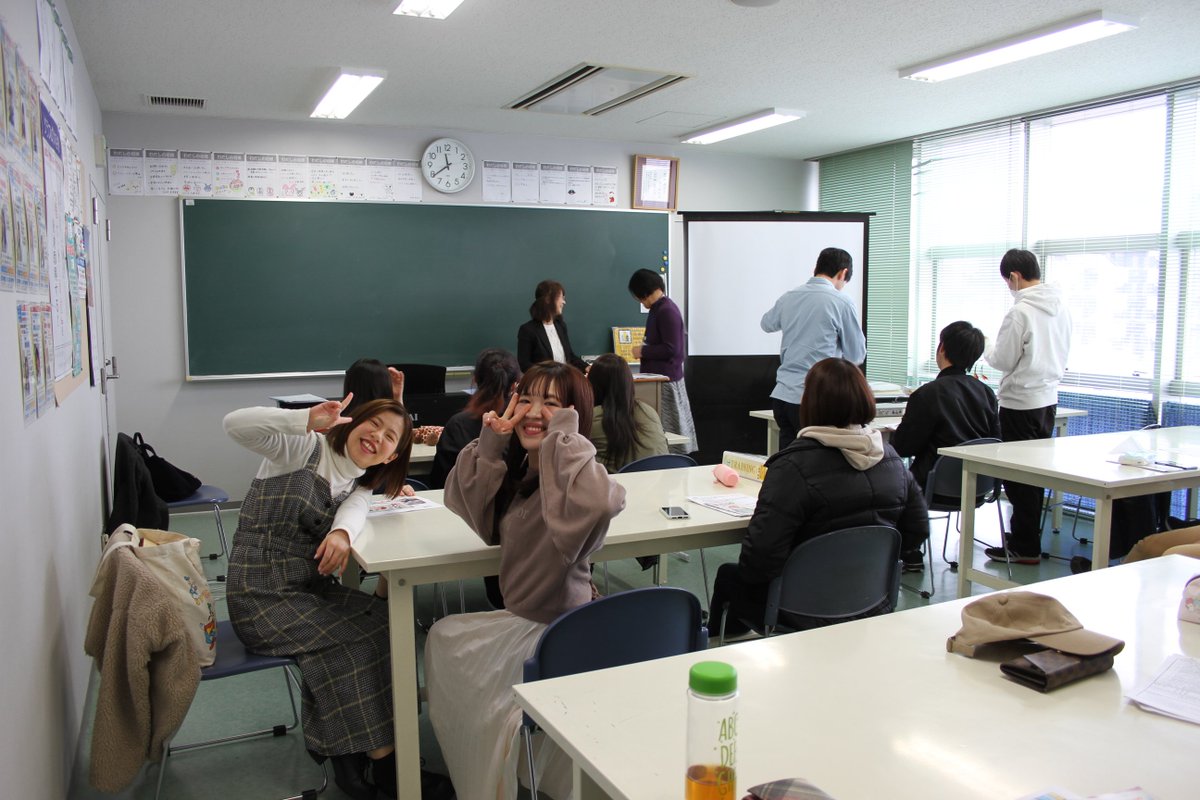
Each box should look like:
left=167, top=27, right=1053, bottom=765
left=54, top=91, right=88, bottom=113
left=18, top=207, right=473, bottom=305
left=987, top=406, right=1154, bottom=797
left=1127, top=653, right=1200, bottom=725
left=179, top=150, right=214, bottom=196
left=269, top=393, right=328, bottom=404
left=482, top=160, right=512, bottom=203
left=512, top=161, right=539, bottom=204
left=107, top=148, right=145, bottom=195
left=539, top=163, right=566, bottom=204
left=565, top=164, right=592, bottom=205
left=592, top=165, right=618, bottom=206
left=144, top=148, right=181, bottom=196
left=244, top=153, right=280, bottom=198
left=277, top=154, right=308, bottom=198
left=394, top=160, right=423, bottom=202
left=212, top=152, right=246, bottom=197
left=687, top=494, right=757, bottom=518
left=368, top=495, right=442, bottom=516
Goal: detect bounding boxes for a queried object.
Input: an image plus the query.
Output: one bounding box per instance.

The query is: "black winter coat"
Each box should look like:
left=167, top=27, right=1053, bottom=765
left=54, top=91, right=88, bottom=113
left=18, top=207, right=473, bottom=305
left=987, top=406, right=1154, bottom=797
left=738, top=435, right=928, bottom=584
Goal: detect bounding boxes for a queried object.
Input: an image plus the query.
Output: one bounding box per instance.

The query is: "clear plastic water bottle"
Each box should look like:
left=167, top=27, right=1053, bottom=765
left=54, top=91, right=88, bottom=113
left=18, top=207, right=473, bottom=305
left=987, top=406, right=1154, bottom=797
left=686, top=661, right=738, bottom=800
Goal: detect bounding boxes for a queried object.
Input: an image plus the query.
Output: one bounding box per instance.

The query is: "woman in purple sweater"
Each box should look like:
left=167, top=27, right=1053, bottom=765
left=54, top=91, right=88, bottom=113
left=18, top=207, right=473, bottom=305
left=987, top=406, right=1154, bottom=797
left=424, top=362, right=626, bottom=800
left=629, top=268, right=697, bottom=452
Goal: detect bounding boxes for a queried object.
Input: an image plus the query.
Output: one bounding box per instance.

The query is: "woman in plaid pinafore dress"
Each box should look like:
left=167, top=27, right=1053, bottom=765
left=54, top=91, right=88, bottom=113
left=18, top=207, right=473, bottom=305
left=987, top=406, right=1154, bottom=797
left=224, top=397, right=413, bottom=799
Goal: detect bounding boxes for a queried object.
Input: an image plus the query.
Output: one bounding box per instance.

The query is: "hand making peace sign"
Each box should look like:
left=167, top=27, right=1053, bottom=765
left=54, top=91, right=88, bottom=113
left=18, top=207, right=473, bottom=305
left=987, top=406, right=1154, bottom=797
left=307, top=393, right=353, bottom=433
left=481, top=392, right=528, bottom=435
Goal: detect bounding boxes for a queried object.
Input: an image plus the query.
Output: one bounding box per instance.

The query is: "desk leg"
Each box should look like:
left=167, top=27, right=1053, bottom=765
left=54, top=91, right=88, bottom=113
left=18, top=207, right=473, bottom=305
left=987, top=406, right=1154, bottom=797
left=957, top=467, right=979, bottom=598
left=767, top=419, right=780, bottom=456
left=1050, top=418, right=1068, bottom=532
left=1092, top=497, right=1113, bottom=569
left=386, top=572, right=422, bottom=800
left=573, top=762, right=614, bottom=800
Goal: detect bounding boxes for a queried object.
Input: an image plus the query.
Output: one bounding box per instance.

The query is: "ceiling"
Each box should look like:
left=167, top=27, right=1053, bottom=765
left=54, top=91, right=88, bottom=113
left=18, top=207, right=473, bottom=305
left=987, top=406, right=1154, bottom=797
left=65, top=0, right=1200, bottom=161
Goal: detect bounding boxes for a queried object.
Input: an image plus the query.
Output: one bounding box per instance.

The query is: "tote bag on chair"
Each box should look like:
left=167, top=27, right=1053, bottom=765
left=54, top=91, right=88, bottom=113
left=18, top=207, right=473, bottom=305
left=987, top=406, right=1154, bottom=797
left=101, top=524, right=218, bottom=666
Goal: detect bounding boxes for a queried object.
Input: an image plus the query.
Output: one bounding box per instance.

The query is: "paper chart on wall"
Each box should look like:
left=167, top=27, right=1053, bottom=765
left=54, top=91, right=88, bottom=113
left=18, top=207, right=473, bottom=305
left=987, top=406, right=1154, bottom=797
left=592, top=166, right=618, bottom=206
left=565, top=165, right=591, bottom=205
left=17, top=303, right=36, bottom=424
left=364, top=158, right=396, bottom=202
left=511, top=162, right=538, bottom=204
left=337, top=157, right=367, bottom=201
left=144, top=149, right=181, bottom=196
left=107, top=148, right=144, bottom=195
left=179, top=151, right=214, bottom=197
left=481, top=160, right=511, bottom=203
left=538, top=163, right=566, bottom=204
left=244, top=153, right=279, bottom=199
left=277, top=155, right=308, bottom=199
left=41, top=102, right=73, bottom=379
left=394, top=160, right=422, bottom=202
left=212, top=152, right=246, bottom=197
left=0, top=158, right=13, bottom=290
left=308, top=156, right=338, bottom=199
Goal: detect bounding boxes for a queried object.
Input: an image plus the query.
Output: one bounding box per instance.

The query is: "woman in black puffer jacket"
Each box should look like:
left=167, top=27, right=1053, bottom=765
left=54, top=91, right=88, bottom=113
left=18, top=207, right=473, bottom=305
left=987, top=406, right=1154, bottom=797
left=709, top=358, right=929, bottom=637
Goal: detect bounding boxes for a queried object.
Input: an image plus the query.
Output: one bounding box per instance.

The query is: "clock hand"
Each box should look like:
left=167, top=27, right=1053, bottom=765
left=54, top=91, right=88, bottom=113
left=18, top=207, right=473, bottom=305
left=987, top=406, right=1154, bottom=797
left=444, top=154, right=451, bottom=169
left=431, top=163, right=450, bottom=177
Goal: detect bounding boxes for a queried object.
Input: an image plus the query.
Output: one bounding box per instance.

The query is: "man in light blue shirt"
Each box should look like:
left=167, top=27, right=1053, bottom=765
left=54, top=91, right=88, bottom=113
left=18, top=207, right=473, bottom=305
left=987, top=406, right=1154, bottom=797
left=761, top=247, right=867, bottom=446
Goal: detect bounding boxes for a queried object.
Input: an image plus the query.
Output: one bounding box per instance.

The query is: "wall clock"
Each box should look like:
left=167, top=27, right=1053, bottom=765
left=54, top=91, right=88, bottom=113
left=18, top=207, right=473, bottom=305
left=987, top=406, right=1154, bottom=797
left=421, top=138, right=475, bottom=193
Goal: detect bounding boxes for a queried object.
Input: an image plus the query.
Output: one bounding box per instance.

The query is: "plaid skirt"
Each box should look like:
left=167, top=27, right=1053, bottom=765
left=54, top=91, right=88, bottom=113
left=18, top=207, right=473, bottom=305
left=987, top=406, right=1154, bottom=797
left=659, top=378, right=697, bottom=453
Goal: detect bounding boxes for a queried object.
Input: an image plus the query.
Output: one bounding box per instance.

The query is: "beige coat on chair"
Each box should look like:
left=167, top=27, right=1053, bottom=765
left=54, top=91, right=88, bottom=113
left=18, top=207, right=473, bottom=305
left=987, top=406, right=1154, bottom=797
left=84, top=546, right=200, bottom=792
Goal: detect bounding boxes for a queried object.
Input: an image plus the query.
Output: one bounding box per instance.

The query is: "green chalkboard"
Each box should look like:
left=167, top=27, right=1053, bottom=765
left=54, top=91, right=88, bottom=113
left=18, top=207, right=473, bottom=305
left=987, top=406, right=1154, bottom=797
left=181, top=199, right=668, bottom=377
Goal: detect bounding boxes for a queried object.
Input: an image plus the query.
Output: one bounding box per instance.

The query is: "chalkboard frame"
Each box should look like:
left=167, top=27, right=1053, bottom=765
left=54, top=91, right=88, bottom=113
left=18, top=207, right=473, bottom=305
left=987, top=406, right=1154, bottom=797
left=180, top=198, right=669, bottom=380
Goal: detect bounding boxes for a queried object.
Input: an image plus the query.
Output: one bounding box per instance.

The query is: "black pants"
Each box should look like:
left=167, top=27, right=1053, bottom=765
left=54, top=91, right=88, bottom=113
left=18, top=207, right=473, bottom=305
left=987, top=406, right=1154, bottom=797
left=772, top=398, right=801, bottom=452
left=708, top=562, right=767, bottom=639
left=999, top=405, right=1057, bottom=555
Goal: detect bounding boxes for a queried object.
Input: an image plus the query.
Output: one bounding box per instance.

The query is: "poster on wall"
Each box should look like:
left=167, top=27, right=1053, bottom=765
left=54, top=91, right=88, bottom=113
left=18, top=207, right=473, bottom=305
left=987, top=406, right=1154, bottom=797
left=244, top=153, right=279, bottom=198
left=17, top=303, right=37, bottom=425
left=41, top=101, right=72, bottom=380
left=308, top=155, right=337, bottom=199
left=565, top=165, right=591, bottom=206
left=592, top=166, right=618, bottom=206
left=278, top=154, right=308, bottom=198
left=0, top=156, right=13, bottom=290
left=394, top=159, right=421, bottom=202
left=212, top=152, right=246, bottom=197
left=107, top=148, right=144, bottom=195
left=178, top=150, right=213, bottom=196
left=144, top=149, right=182, bottom=196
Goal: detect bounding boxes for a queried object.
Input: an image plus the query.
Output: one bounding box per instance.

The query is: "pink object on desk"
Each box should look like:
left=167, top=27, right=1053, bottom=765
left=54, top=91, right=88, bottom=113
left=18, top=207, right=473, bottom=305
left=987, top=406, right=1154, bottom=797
left=713, top=464, right=739, bottom=487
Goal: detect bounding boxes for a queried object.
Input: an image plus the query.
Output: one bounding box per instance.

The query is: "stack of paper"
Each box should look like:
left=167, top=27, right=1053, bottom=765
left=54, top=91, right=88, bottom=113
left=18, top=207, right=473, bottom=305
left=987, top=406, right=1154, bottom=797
left=1127, top=653, right=1200, bottom=724
left=687, top=494, right=757, bottom=518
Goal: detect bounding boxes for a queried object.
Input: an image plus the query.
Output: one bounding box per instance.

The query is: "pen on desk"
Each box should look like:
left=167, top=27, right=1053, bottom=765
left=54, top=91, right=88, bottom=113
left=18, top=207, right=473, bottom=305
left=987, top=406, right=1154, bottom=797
left=1155, top=460, right=1197, bottom=470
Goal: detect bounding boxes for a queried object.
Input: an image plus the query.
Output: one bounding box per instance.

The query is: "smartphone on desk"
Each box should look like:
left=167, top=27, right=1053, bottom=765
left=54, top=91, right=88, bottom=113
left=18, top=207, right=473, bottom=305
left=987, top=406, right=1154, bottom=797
left=661, top=505, right=690, bottom=520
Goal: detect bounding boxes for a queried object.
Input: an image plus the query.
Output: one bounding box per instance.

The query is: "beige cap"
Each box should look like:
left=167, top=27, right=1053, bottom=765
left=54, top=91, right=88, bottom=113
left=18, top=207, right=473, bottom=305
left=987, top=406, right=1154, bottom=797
left=947, top=591, right=1124, bottom=658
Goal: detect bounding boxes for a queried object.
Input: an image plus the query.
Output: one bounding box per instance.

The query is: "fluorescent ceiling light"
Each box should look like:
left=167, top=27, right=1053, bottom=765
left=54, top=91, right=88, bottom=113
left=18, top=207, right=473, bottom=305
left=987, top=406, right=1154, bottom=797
left=393, top=0, right=466, bottom=19
left=311, top=70, right=386, bottom=119
left=899, top=10, right=1137, bottom=82
left=682, top=108, right=805, bottom=145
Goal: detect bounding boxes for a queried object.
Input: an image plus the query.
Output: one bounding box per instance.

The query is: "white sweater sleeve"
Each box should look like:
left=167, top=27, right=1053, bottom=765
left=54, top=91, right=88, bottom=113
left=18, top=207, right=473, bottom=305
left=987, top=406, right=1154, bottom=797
left=331, top=485, right=373, bottom=546
left=223, top=406, right=319, bottom=478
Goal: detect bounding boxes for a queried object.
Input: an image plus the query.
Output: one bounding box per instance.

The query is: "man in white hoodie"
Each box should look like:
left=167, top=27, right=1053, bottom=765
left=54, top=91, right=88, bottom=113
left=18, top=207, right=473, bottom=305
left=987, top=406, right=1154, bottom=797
left=984, top=249, right=1072, bottom=564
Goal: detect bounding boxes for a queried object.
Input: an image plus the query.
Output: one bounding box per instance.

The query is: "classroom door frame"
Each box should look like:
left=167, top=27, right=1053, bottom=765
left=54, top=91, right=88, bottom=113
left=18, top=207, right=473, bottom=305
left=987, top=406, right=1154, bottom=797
left=90, top=178, right=117, bottom=513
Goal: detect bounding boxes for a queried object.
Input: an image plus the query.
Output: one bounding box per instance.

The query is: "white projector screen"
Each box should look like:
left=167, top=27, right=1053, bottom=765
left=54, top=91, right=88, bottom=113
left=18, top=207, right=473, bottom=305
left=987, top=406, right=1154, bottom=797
left=685, top=213, right=869, bottom=356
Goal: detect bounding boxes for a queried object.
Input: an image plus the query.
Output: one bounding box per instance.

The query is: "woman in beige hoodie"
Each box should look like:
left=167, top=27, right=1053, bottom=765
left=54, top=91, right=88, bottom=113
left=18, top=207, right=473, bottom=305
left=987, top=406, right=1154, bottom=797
left=425, top=362, right=626, bottom=800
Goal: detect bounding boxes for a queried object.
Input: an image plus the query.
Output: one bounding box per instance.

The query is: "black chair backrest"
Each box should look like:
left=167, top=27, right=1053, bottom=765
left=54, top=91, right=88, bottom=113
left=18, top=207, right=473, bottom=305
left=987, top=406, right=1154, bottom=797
left=404, top=477, right=430, bottom=492
left=390, top=363, right=447, bottom=395
left=768, top=525, right=901, bottom=629
left=924, top=437, right=1002, bottom=512
left=617, top=453, right=697, bottom=473
left=524, top=587, right=705, bottom=685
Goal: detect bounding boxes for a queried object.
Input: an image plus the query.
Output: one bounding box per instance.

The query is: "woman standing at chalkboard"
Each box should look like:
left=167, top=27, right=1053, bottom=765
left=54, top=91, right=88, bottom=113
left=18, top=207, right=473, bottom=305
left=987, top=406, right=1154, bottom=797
left=628, top=268, right=697, bottom=452
left=516, top=279, right=588, bottom=372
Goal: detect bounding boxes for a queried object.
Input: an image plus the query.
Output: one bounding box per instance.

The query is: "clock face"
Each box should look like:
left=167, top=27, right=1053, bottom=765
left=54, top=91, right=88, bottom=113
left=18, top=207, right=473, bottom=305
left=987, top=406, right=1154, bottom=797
left=421, top=138, right=475, bottom=193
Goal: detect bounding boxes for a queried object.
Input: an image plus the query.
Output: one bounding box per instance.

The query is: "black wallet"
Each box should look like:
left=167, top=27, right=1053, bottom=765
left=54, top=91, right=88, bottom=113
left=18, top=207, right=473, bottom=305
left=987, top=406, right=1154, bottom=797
left=999, top=647, right=1118, bottom=692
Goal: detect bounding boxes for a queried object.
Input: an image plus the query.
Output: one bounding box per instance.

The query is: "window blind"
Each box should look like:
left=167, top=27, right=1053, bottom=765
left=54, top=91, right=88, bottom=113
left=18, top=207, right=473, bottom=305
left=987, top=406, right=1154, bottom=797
left=819, top=141, right=912, bottom=385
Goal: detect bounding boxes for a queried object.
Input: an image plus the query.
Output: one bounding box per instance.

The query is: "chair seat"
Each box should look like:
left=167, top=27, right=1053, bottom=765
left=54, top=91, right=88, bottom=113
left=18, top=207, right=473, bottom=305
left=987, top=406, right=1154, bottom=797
left=166, top=484, right=230, bottom=509
left=202, top=620, right=294, bottom=680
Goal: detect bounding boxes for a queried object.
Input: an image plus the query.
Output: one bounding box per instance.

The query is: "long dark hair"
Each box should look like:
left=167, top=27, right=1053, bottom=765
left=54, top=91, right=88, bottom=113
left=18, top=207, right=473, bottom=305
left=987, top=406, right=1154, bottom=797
left=465, top=348, right=521, bottom=417
left=493, top=363, right=593, bottom=526
left=587, top=353, right=647, bottom=467
left=343, top=358, right=392, bottom=413
left=528, top=279, right=565, bottom=323
left=325, top=398, right=413, bottom=498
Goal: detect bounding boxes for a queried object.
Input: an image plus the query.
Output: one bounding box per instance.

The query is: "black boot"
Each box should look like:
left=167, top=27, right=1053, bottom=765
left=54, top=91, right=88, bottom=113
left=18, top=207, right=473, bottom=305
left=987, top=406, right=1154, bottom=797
left=368, top=752, right=397, bottom=799
left=331, top=752, right=376, bottom=800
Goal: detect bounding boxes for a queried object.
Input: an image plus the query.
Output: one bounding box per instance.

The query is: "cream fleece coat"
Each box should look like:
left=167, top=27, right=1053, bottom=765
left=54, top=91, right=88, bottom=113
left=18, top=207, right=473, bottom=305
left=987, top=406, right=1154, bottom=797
left=85, top=546, right=200, bottom=792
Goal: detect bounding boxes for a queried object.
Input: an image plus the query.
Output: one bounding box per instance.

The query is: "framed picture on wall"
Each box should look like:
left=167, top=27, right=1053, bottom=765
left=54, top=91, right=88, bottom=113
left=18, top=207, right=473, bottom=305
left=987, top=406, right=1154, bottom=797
left=632, top=155, right=679, bottom=211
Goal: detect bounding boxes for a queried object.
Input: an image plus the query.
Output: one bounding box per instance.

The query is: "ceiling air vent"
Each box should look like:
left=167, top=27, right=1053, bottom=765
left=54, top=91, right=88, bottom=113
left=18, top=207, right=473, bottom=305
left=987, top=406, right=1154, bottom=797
left=508, top=64, right=687, bottom=116
left=143, top=94, right=206, bottom=110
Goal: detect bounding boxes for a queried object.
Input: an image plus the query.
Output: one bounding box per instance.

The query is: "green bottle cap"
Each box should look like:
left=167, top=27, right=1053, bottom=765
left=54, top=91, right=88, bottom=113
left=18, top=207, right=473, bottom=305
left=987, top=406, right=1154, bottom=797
left=689, top=661, right=737, bottom=695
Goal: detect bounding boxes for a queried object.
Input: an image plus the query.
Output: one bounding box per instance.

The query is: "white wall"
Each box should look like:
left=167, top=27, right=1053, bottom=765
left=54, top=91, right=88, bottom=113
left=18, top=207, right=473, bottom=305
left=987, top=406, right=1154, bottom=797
left=0, top=3, right=108, bottom=797
left=102, top=112, right=817, bottom=497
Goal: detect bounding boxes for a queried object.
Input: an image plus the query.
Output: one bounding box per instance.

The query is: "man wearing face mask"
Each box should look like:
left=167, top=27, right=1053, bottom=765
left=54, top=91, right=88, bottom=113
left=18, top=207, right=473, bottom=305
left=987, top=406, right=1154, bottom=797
left=983, top=248, right=1072, bottom=564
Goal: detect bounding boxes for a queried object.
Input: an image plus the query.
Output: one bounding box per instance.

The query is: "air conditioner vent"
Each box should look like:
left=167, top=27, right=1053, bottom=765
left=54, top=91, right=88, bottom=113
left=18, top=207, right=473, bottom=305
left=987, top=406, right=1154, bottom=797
left=143, top=94, right=207, bottom=110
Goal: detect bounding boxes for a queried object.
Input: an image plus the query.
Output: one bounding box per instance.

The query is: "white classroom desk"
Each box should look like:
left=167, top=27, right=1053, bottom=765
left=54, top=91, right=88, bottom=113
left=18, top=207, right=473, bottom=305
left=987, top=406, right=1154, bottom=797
left=401, top=434, right=686, bottom=476
left=516, top=556, right=1200, bottom=800
left=750, top=406, right=1088, bottom=531
left=942, top=426, right=1200, bottom=597
left=353, top=464, right=760, bottom=800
